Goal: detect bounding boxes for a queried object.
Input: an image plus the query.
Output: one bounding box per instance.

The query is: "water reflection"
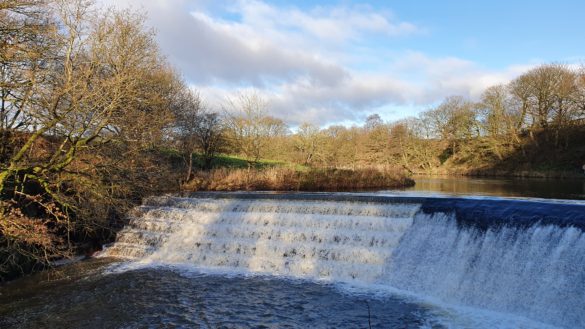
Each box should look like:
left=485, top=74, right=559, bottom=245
left=384, top=176, right=585, bottom=200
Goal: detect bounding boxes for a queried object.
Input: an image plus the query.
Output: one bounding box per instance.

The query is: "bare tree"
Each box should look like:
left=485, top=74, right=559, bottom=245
left=0, top=0, right=54, bottom=164
left=294, top=122, right=321, bottom=166
left=173, top=89, right=203, bottom=180
left=364, top=113, right=383, bottom=132
left=174, top=90, right=226, bottom=176
left=576, top=67, right=585, bottom=120
left=194, top=112, right=225, bottom=170
left=509, top=64, right=581, bottom=147
left=478, top=85, right=518, bottom=159
left=423, top=96, right=478, bottom=157
left=0, top=0, right=183, bottom=277
left=225, top=92, right=287, bottom=164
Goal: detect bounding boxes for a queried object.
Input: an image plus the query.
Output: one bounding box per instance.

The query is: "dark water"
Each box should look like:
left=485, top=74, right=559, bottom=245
left=0, top=259, right=436, bottom=329
left=385, top=175, right=585, bottom=200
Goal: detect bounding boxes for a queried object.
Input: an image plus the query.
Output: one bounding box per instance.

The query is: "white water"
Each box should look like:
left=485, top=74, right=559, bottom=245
left=385, top=213, right=585, bottom=328
left=105, top=197, right=418, bottom=282
left=102, top=196, right=585, bottom=328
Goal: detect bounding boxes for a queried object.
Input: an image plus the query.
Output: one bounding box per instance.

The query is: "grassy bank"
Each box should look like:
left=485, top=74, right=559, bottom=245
left=183, top=167, right=414, bottom=191
left=192, top=154, right=294, bottom=170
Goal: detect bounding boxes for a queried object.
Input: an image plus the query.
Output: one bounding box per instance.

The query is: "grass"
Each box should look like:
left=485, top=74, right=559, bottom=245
left=183, top=166, right=414, bottom=192
left=191, top=153, right=304, bottom=170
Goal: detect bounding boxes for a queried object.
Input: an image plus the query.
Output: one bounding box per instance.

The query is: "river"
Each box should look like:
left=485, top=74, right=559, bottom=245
left=1, top=176, right=584, bottom=329
left=385, top=175, right=585, bottom=200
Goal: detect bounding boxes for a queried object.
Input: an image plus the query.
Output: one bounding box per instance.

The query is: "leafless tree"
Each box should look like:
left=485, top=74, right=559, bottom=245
left=225, top=92, right=288, bottom=164
left=174, top=90, right=226, bottom=176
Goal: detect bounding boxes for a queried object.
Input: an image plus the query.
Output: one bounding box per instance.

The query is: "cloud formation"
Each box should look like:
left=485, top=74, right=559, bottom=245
left=97, top=0, right=536, bottom=125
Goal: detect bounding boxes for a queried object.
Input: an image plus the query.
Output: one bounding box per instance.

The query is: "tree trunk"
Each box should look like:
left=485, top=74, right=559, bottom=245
left=0, top=170, right=10, bottom=195
left=203, top=153, right=213, bottom=170
left=186, top=152, right=193, bottom=182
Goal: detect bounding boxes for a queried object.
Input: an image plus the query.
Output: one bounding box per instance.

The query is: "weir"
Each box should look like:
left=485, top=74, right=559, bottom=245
left=102, top=193, right=585, bottom=328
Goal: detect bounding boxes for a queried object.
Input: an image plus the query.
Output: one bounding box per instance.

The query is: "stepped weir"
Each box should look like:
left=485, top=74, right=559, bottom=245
left=102, top=193, right=585, bottom=328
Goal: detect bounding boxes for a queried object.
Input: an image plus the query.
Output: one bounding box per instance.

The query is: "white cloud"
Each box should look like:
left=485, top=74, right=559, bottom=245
left=96, top=0, right=543, bottom=126
left=233, top=0, right=421, bottom=43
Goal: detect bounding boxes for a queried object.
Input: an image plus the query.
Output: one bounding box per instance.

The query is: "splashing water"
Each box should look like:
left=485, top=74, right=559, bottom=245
left=101, top=194, right=585, bottom=328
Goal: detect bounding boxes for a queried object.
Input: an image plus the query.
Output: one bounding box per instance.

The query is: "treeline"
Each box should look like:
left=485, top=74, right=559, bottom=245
left=178, top=64, right=585, bottom=176
left=393, top=63, right=585, bottom=174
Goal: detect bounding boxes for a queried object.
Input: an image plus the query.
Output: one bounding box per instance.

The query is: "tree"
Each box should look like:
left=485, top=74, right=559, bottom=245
left=320, top=125, right=349, bottom=167
left=192, top=111, right=225, bottom=171
left=293, top=122, right=321, bottom=166
left=364, top=113, right=383, bottom=131
left=478, top=85, right=518, bottom=159
left=510, top=64, right=581, bottom=147
left=390, top=118, right=440, bottom=172
left=0, top=0, right=54, bottom=166
left=577, top=67, right=585, bottom=119
left=173, top=89, right=203, bottom=179
left=363, top=123, right=391, bottom=164
left=0, top=0, right=182, bottom=278
left=388, top=122, right=411, bottom=169
left=0, top=1, right=177, bottom=190
left=424, top=96, right=478, bottom=158
left=173, top=89, right=225, bottom=177
left=225, top=92, right=287, bottom=164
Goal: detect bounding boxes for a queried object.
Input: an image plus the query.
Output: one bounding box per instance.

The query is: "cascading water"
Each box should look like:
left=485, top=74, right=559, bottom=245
left=102, top=193, right=585, bottom=328
left=104, top=196, right=419, bottom=282
left=385, top=213, right=585, bottom=328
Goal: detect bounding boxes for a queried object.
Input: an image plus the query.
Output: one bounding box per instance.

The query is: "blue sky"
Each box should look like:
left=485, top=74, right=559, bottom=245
left=102, top=0, right=585, bottom=126
left=387, top=1, right=584, bottom=67
left=237, top=0, right=585, bottom=69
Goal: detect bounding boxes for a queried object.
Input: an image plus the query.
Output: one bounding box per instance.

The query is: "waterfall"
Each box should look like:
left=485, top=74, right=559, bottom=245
left=102, top=194, right=585, bottom=328
left=384, top=213, right=585, bottom=328
left=104, top=196, right=420, bottom=282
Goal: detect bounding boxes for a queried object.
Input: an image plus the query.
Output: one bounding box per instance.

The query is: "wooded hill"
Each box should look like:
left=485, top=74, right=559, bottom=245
left=215, top=66, right=585, bottom=177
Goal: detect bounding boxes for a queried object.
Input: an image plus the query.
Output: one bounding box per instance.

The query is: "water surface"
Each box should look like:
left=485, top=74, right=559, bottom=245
left=0, top=259, right=436, bottom=329
left=385, top=175, right=585, bottom=200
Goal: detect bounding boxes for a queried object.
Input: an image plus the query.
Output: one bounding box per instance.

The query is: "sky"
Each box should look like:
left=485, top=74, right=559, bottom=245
left=97, top=0, right=585, bottom=126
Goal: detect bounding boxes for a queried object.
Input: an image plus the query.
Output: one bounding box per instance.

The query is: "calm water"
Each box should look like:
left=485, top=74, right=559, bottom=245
left=385, top=175, right=585, bottom=200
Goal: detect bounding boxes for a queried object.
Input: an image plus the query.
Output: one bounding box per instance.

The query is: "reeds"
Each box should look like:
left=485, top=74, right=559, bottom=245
left=183, top=167, right=414, bottom=191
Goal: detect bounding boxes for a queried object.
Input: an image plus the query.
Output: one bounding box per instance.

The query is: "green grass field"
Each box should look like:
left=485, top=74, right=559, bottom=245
left=192, top=154, right=308, bottom=171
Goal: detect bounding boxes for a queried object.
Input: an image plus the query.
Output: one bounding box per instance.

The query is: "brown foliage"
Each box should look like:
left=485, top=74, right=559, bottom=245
left=183, top=167, right=414, bottom=192
left=0, top=198, right=65, bottom=279
left=0, top=0, right=185, bottom=280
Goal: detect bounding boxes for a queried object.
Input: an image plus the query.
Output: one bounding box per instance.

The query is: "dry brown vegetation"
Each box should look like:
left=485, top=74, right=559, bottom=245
left=0, top=0, right=185, bottom=280
left=183, top=167, right=414, bottom=192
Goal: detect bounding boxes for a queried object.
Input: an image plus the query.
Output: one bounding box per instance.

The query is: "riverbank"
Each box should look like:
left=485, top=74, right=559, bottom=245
left=182, top=167, right=415, bottom=191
